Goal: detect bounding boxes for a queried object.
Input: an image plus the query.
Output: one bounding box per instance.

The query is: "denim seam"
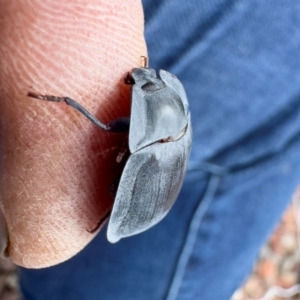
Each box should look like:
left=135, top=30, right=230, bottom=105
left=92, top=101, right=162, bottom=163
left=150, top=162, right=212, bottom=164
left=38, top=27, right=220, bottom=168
left=165, top=175, right=221, bottom=300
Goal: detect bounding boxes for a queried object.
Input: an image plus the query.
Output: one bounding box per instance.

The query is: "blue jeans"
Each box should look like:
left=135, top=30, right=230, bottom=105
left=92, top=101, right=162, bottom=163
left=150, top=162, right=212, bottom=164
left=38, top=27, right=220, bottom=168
left=20, top=0, right=300, bottom=299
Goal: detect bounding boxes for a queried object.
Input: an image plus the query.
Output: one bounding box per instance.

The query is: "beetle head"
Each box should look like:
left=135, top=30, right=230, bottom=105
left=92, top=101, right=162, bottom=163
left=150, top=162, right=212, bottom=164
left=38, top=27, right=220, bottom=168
left=129, top=68, right=165, bottom=91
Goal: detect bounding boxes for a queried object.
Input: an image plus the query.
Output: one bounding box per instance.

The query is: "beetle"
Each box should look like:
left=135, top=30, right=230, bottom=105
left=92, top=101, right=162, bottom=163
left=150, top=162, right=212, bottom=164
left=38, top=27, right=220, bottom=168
left=27, top=62, right=192, bottom=243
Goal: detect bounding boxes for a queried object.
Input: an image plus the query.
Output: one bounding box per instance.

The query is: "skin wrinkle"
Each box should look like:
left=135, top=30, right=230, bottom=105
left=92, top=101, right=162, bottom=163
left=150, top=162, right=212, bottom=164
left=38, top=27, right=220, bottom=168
left=24, top=4, right=142, bottom=82
left=0, top=0, right=146, bottom=267
left=17, top=4, right=136, bottom=95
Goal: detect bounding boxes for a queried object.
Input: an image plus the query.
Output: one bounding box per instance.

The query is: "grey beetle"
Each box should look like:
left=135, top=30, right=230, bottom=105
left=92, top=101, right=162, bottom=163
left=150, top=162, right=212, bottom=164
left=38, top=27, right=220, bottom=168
left=28, top=63, right=192, bottom=243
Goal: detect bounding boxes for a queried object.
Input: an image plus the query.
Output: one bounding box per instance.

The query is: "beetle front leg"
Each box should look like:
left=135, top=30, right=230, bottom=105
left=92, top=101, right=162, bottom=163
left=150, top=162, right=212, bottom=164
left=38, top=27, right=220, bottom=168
left=27, top=92, right=130, bottom=133
left=87, top=210, right=111, bottom=234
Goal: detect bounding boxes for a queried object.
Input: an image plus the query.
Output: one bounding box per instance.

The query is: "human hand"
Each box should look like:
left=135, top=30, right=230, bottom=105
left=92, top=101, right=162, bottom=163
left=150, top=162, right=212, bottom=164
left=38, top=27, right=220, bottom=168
left=0, top=0, right=146, bottom=268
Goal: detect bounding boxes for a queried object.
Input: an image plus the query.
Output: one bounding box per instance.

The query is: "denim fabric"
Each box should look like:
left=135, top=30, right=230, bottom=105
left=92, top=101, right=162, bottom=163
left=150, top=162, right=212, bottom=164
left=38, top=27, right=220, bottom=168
left=20, top=1, right=300, bottom=299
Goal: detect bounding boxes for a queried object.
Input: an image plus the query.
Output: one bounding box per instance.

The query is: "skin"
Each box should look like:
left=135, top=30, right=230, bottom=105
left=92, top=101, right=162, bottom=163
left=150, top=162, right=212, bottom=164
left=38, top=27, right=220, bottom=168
left=0, top=0, right=147, bottom=268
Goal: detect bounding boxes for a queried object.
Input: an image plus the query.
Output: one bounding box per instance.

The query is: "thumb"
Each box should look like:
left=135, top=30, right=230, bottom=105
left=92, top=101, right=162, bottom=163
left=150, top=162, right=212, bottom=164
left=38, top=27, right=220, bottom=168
left=0, top=0, right=146, bottom=268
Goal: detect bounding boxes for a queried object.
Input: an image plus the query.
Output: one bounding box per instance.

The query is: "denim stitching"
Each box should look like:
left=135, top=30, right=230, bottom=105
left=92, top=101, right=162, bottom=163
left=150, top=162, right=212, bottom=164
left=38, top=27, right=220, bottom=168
left=165, top=175, right=221, bottom=300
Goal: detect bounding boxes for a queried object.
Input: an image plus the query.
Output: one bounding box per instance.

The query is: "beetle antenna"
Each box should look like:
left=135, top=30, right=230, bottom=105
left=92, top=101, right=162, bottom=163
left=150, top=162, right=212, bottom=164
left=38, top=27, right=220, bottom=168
left=140, top=56, right=148, bottom=68
left=27, top=92, right=110, bottom=131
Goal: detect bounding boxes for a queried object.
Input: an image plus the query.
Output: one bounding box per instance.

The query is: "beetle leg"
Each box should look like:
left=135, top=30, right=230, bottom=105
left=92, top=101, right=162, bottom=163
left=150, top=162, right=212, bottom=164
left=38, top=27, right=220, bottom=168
left=106, top=118, right=130, bottom=132
left=87, top=210, right=111, bottom=234
left=115, top=136, right=129, bottom=163
left=27, top=92, right=130, bottom=132
left=110, top=176, right=121, bottom=199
